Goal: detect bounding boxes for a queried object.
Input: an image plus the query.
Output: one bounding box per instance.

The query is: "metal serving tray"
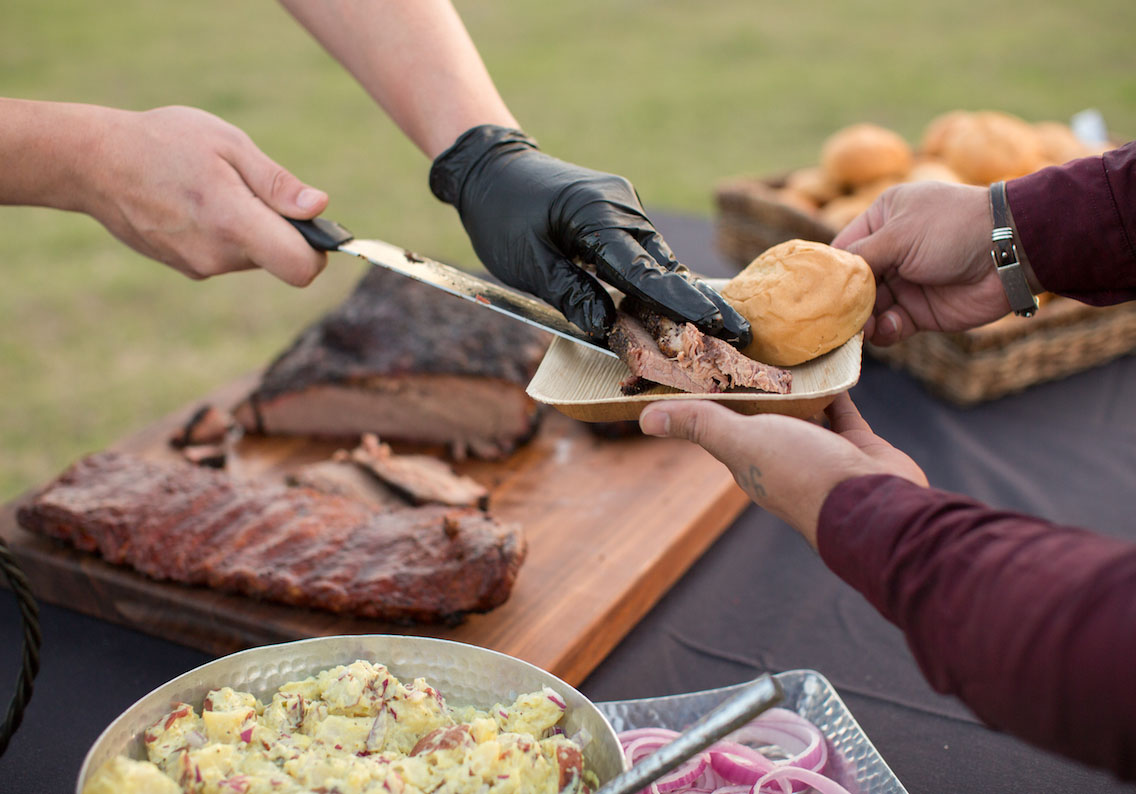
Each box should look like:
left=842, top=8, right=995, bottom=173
left=598, top=669, right=908, bottom=794
left=76, top=635, right=628, bottom=793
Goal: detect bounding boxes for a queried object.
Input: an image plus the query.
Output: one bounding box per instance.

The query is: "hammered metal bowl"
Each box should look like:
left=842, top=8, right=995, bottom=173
left=76, top=635, right=628, bottom=793
left=598, top=669, right=908, bottom=794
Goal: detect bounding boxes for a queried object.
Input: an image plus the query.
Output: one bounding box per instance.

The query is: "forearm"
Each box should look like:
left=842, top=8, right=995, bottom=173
left=278, top=0, right=518, bottom=158
left=0, top=98, right=113, bottom=212
left=1007, top=140, right=1136, bottom=304
left=817, top=474, right=1136, bottom=779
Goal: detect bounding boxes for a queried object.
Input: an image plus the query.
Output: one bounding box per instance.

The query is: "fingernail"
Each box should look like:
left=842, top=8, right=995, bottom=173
left=883, top=312, right=900, bottom=338
left=639, top=408, right=670, bottom=437
left=296, top=188, right=325, bottom=210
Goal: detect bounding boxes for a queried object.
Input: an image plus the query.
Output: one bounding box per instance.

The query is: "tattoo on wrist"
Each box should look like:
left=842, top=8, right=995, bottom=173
left=739, top=464, right=767, bottom=500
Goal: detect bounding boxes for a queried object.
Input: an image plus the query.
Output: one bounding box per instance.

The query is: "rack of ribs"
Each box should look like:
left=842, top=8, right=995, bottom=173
left=16, top=451, right=526, bottom=624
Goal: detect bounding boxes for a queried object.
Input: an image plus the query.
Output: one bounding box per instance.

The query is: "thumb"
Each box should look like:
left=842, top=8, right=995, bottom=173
left=831, top=197, right=895, bottom=281
left=639, top=399, right=744, bottom=459
left=831, top=206, right=874, bottom=250
left=228, top=138, right=328, bottom=220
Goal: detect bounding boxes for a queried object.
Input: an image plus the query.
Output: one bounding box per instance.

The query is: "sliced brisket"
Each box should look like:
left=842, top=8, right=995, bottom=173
left=611, top=298, right=792, bottom=395
left=337, top=434, right=490, bottom=510
left=234, top=266, right=550, bottom=460
left=17, top=451, right=526, bottom=623
left=609, top=313, right=709, bottom=394
left=284, top=459, right=407, bottom=512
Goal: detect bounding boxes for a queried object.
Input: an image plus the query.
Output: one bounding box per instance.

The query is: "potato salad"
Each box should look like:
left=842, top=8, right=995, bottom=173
left=83, top=660, right=593, bottom=794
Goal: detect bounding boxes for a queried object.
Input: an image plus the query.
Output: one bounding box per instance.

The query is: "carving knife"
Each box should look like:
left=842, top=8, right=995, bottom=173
left=288, top=217, right=617, bottom=358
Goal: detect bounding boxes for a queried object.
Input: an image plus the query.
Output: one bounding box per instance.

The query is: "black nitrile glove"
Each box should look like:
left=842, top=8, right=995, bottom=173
left=430, top=125, right=751, bottom=347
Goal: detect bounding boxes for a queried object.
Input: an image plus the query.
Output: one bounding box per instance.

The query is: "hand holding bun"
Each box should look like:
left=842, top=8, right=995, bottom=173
left=720, top=239, right=875, bottom=366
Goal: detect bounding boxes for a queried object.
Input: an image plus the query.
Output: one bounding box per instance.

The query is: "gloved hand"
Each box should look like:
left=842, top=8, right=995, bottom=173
left=430, top=125, right=751, bottom=346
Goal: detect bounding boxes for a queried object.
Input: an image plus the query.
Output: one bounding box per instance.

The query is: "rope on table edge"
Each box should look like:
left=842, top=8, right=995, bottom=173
left=0, top=537, right=41, bottom=758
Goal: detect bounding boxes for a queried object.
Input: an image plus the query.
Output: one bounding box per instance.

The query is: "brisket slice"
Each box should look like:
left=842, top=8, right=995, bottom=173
left=16, top=451, right=526, bottom=623
left=609, top=313, right=709, bottom=395
left=610, top=299, right=792, bottom=395
left=284, top=460, right=408, bottom=513
left=337, top=434, right=490, bottom=510
left=234, top=266, right=551, bottom=460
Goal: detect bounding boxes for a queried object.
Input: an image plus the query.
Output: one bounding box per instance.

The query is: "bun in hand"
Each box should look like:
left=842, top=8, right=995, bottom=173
left=720, top=239, right=875, bottom=367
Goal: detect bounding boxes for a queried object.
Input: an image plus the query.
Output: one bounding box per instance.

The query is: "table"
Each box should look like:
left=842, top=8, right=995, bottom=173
left=3, top=212, right=1134, bottom=793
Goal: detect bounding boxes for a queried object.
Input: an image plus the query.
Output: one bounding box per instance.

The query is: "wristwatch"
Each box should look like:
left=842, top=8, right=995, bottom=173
left=989, top=180, right=1039, bottom=318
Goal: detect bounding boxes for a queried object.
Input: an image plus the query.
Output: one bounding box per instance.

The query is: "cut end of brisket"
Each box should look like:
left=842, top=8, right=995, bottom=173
left=235, top=266, right=550, bottom=460
left=236, top=376, right=543, bottom=461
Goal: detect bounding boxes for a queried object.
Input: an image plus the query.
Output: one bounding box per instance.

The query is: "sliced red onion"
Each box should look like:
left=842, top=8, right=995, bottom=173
left=727, top=708, right=827, bottom=774
left=707, top=740, right=775, bottom=784
left=755, top=765, right=852, bottom=794
left=654, top=754, right=709, bottom=793
left=622, top=729, right=681, bottom=766
left=618, top=707, right=845, bottom=794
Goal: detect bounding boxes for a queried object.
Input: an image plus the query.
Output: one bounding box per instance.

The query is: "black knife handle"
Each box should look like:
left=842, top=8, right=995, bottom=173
left=286, top=216, right=355, bottom=251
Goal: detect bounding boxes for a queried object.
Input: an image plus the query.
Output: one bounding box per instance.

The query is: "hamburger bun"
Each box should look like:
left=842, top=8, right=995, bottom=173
left=904, top=157, right=963, bottom=184
left=784, top=166, right=842, bottom=205
left=817, top=191, right=875, bottom=230
left=1034, top=121, right=1092, bottom=166
left=720, top=239, right=875, bottom=366
left=940, top=111, right=1045, bottom=184
left=919, top=110, right=971, bottom=157
left=820, top=123, right=913, bottom=188
left=775, top=186, right=821, bottom=214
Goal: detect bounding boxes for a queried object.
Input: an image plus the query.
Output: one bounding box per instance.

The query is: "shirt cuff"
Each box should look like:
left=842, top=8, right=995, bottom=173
left=1005, top=141, right=1136, bottom=304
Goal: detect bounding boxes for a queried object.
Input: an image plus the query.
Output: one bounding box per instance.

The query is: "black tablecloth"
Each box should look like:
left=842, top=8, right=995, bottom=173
left=3, top=212, right=1134, bottom=793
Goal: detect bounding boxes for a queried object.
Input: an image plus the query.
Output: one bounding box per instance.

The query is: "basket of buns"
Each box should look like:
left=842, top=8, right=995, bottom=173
left=714, top=110, right=1135, bottom=405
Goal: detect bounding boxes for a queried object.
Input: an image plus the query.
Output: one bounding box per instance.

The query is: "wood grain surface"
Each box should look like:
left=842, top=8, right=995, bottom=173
left=0, top=375, right=751, bottom=685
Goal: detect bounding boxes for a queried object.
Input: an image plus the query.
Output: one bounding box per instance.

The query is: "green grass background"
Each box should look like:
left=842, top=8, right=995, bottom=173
left=2, top=0, right=1134, bottom=500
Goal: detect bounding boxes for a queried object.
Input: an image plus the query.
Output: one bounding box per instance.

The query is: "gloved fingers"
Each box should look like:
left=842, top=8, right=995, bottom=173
left=587, top=229, right=725, bottom=334
left=636, top=227, right=683, bottom=273
left=634, top=227, right=752, bottom=347
left=521, top=255, right=616, bottom=338
left=691, top=279, right=752, bottom=348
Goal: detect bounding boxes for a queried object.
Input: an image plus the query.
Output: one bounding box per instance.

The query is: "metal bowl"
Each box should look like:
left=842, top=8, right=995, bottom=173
left=76, top=634, right=628, bottom=793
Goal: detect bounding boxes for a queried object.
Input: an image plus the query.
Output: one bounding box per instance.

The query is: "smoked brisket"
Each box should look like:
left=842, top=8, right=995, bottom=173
left=234, top=265, right=551, bottom=460
left=610, top=298, right=792, bottom=395
left=17, top=451, right=526, bottom=623
left=337, top=434, right=490, bottom=510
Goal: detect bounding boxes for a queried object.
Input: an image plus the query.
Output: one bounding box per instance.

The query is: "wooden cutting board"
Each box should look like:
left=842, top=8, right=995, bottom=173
left=0, top=375, right=750, bottom=686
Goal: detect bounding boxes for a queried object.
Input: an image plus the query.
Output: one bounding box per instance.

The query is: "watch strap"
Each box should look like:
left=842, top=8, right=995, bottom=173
left=990, top=180, right=1039, bottom=318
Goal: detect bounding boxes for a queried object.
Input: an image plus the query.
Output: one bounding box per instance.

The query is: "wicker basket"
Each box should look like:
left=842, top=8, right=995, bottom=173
left=866, top=297, right=1136, bottom=404
left=713, top=174, right=1136, bottom=405
left=714, top=174, right=837, bottom=267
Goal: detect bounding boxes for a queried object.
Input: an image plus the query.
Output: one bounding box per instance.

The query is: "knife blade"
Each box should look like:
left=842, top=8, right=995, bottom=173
left=288, top=217, right=617, bottom=358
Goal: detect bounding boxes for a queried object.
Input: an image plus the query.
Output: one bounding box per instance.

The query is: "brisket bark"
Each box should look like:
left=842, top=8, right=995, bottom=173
left=610, top=298, right=792, bottom=395
left=17, top=451, right=526, bottom=623
left=234, top=266, right=551, bottom=460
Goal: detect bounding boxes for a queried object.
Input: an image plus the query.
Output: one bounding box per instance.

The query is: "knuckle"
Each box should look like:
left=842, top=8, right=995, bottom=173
left=268, top=166, right=292, bottom=200
left=672, top=405, right=707, bottom=444
left=194, top=258, right=227, bottom=279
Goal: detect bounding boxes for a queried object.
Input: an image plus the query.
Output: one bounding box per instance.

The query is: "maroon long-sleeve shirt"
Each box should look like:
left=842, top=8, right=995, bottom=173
left=817, top=141, right=1136, bottom=780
